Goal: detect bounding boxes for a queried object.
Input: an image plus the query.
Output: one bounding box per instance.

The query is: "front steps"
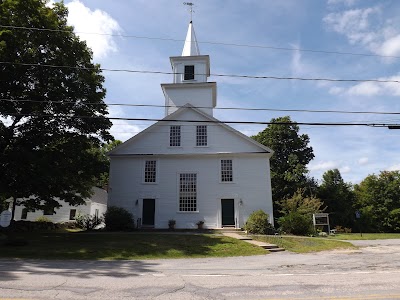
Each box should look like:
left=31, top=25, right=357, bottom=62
left=223, top=232, right=285, bottom=253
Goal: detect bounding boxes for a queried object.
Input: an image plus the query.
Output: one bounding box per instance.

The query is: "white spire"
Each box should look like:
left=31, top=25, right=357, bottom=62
left=182, top=21, right=200, bottom=56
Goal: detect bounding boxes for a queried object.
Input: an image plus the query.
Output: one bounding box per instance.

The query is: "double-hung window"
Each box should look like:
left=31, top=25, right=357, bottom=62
left=221, top=159, right=233, bottom=182
left=196, top=125, right=207, bottom=146
left=179, top=173, right=197, bottom=211
left=170, top=125, right=181, bottom=147
left=144, top=160, right=157, bottom=183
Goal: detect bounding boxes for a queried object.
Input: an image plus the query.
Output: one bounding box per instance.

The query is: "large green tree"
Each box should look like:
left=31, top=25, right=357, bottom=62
left=252, top=116, right=314, bottom=218
left=354, top=171, right=400, bottom=232
left=0, top=0, right=112, bottom=219
left=317, top=169, right=355, bottom=228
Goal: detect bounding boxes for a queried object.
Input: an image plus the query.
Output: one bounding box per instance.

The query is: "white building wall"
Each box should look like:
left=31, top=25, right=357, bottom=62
left=108, top=154, right=273, bottom=229
left=13, top=201, right=91, bottom=222
left=13, top=187, right=108, bottom=223
left=163, top=84, right=215, bottom=116
left=113, top=112, right=268, bottom=156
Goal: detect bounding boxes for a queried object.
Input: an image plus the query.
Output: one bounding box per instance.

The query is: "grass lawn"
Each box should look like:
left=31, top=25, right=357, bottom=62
left=328, top=233, right=400, bottom=240
left=0, top=232, right=267, bottom=260
left=250, top=235, right=356, bottom=253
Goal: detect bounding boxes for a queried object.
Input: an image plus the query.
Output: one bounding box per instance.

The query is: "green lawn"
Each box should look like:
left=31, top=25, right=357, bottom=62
left=328, top=233, right=400, bottom=240
left=250, top=235, right=356, bottom=253
left=0, top=232, right=267, bottom=260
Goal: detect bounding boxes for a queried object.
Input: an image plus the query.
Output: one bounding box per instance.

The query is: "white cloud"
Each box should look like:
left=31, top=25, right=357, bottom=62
left=66, top=0, right=121, bottom=60
left=358, top=157, right=369, bottom=165
left=323, top=7, right=380, bottom=44
left=308, top=161, right=338, bottom=171
left=379, top=34, right=400, bottom=57
left=387, top=164, right=400, bottom=171
left=110, top=120, right=143, bottom=142
left=340, top=166, right=351, bottom=173
left=347, top=81, right=381, bottom=96
left=45, top=0, right=56, bottom=7
left=323, top=6, right=400, bottom=58
left=330, top=75, right=400, bottom=96
left=327, top=0, right=358, bottom=7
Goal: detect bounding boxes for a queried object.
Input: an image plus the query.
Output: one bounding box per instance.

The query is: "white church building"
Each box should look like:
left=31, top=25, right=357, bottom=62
left=108, top=21, right=274, bottom=229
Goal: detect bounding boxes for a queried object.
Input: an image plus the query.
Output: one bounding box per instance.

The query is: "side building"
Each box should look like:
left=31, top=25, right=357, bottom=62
left=12, top=187, right=107, bottom=223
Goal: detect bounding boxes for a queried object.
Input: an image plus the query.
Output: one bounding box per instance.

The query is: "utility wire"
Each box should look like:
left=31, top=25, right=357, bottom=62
left=0, top=61, right=399, bottom=84
left=1, top=24, right=399, bottom=59
left=5, top=112, right=397, bottom=127
left=2, top=98, right=400, bottom=116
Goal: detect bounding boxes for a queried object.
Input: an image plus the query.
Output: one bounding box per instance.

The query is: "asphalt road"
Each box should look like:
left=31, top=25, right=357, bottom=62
left=1, top=239, right=400, bottom=299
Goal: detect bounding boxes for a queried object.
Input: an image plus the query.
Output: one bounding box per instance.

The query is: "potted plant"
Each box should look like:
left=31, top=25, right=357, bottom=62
left=196, top=220, right=205, bottom=230
left=168, top=219, right=176, bottom=230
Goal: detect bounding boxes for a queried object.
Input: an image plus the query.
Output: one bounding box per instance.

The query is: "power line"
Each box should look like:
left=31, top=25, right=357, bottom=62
left=1, top=24, right=399, bottom=60
left=2, top=98, right=400, bottom=116
left=5, top=112, right=397, bottom=127
left=0, top=61, right=399, bottom=84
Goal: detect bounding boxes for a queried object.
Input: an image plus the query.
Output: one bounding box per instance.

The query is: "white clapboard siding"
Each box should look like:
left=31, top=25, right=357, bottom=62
left=13, top=187, right=107, bottom=223
left=109, top=154, right=273, bottom=229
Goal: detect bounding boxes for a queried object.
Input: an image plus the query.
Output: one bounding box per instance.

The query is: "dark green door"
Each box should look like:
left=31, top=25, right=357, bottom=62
left=142, top=199, right=155, bottom=226
left=221, top=199, right=235, bottom=226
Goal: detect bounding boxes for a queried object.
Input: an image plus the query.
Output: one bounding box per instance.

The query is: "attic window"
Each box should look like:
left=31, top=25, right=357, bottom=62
left=170, top=125, right=181, bottom=147
left=184, top=65, right=195, bottom=80
left=196, top=125, right=207, bottom=146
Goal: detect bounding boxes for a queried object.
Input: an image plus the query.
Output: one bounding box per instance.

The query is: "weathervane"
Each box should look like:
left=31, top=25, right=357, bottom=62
left=183, top=2, right=195, bottom=22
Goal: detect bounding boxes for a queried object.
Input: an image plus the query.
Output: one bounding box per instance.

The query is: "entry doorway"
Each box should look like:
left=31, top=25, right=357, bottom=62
left=221, top=199, right=235, bottom=227
left=142, top=199, right=155, bottom=226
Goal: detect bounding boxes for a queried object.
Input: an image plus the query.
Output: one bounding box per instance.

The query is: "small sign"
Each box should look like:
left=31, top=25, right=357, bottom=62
left=0, top=210, right=12, bottom=227
left=355, top=211, right=361, bottom=219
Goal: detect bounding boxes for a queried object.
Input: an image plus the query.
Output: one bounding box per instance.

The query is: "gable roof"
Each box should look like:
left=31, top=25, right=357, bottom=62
left=108, top=103, right=274, bottom=156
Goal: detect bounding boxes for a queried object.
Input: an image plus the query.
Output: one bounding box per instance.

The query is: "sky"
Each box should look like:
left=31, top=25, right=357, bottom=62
left=50, top=0, right=400, bottom=184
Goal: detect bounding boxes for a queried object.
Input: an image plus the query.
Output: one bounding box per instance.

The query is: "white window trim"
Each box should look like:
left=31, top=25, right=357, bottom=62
left=219, top=158, right=235, bottom=184
left=142, top=159, right=159, bottom=184
left=177, top=171, right=199, bottom=213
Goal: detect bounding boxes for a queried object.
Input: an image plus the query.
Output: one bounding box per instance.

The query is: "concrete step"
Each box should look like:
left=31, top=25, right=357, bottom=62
left=268, top=247, right=285, bottom=252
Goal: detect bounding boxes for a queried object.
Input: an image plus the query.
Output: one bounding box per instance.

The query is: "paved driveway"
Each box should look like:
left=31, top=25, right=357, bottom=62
left=1, top=239, right=400, bottom=299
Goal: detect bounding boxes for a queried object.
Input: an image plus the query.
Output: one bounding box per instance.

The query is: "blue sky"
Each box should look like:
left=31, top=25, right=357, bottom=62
left=54, top=0, right=400, bottom=184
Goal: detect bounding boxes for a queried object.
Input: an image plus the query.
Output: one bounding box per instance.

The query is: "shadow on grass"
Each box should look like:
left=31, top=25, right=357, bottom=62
left=0, top=231, right=259, bottom=281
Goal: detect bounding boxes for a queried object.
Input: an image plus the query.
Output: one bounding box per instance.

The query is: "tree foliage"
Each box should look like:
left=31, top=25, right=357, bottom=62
left=252, top=116, right=315, bottom=218
left=0, top=0, right=112, bottom=216
left=95, top=139, right=122, bottom=188
left=278, top=189, right=325, bottom=235
left=317, top=169, right=355, bottom=227
left=354, top=171, right=400, bottom=232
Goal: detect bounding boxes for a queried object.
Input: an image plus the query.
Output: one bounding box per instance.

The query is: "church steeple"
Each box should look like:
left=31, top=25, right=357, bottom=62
left=182, top=21, right=200, bottom=56
left=161, top=20, right=217, bottom=117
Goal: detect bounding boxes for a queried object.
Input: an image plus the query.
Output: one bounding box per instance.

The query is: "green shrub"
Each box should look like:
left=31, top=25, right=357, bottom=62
left=278, top=211, right=313, bottom=235
left=244, top=210, right=274, bottom=234
left=36, top=216, right=52, bottom=223
left=104, top=206, right=135, bottom=231
left=75, top=214, right=104, bottom=231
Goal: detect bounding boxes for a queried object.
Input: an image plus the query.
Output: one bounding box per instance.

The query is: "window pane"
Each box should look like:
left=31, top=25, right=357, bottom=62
left=170, top=125, right=181, bottom=147
left=179, top=173, right=197, bottom=211
left=43, top=207, right=54, bottom=215
left=184, top=65, right=195, bottom=80
left=221, top=159, right=233, bottom=182
left=196, top=125, right=207, bottom=146
left=144, top=160, right=157, bottom=182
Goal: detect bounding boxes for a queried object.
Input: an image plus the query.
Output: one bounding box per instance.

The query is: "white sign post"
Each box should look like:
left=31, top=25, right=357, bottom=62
left=0, top=210, right=12, bottom=228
